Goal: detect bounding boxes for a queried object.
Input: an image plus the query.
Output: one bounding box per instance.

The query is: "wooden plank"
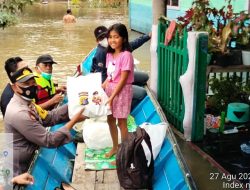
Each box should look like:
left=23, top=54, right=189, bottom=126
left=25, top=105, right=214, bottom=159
left=95, top=170, right=122, bottom=190
left=95, top=183, right=123, bottom=190
left=71, top=143, right=122, bottom=190
left=95, top=170, right=104, bottom=184
left=71, top=143, right=96, bottom=190
left=103, top=170, right=119, bottom=183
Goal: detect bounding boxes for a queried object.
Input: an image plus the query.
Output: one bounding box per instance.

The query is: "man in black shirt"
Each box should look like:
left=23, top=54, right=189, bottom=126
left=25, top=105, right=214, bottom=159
left=0, top=57, right=27, bottom=116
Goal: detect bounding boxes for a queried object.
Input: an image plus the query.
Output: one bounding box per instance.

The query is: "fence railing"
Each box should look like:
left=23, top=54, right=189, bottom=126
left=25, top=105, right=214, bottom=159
left=157, top=20, right=188, bottom=133
left=207, top=65, right=250, bottom=95
left=157, top=20, right=207, bottom=141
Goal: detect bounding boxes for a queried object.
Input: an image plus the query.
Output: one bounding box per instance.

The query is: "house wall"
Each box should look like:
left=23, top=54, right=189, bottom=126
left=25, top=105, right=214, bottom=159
left=129, top=0, right=152, bottom=34
left=129, top=0, right=249, bottom=33
left=166, top=0, right=191, bottom=20
left=209, top=0, right=248, bottom=12
left=167, top=0, right=249, bottom=20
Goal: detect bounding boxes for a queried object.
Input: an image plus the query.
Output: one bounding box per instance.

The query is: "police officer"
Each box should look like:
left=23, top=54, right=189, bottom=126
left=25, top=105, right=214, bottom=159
left=4, top=66, right=87, bottom=176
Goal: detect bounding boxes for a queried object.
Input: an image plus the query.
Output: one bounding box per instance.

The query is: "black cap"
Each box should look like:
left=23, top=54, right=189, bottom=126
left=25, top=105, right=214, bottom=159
left=36, top=54, right=57, bottom=65
left=11, top=67, right=36, bottom=83
left=94, top=26, right=108, bottom=40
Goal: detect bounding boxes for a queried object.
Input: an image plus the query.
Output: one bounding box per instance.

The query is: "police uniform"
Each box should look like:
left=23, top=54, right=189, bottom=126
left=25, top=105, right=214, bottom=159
left=4, top=94, right=71, bottom=176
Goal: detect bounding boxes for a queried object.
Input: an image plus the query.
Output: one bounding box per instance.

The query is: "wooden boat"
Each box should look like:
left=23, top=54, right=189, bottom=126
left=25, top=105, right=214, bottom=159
left=23, top=50, right=196, bottom=190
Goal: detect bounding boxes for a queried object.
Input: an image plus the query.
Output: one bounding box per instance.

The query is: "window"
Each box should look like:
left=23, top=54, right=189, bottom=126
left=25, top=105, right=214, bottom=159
left=167, top=0, right=179, bottom=7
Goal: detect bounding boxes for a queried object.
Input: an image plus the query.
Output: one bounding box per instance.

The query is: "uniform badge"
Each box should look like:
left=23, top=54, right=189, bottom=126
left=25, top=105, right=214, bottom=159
left=28, top=111, right=37, bottom=121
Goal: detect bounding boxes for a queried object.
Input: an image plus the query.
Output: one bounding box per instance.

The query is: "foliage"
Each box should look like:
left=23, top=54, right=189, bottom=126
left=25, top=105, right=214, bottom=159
left=231, top=11, right=250, bottom=50
left=0, top=11, right=17, bottom=28
left=72, top=0, right=80, bottom=5
left=207, top=76, right=250, bottom=115
left=177, top=0, right=250, bottom=53
left=87, top=0, right=122, bottom=8
left=0, top=0, right=35, bottom=29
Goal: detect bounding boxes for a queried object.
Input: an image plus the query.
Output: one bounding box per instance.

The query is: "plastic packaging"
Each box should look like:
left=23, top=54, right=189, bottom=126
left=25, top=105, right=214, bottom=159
left=223, top=127, right=238, bottom=134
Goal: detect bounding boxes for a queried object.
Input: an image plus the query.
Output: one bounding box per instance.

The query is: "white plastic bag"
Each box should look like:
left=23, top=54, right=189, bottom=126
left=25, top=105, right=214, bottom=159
left=67, top=73, right=111, bottom=118
left=140, top=122, right=167, bottom=160
left=82, top=117, right=121, bottom=150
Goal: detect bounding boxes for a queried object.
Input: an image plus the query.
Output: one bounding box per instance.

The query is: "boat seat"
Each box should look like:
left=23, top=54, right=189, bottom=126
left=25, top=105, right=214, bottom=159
left=131, top=96, right=161, bottom=125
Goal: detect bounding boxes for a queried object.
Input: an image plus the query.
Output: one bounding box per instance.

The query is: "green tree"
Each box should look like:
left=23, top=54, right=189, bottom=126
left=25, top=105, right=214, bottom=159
left=0, top=0, right=35, bottom=29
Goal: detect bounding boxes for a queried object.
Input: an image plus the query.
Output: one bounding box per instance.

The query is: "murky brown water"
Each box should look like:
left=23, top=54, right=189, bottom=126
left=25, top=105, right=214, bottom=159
left=0, top=1, right=151, bottom=131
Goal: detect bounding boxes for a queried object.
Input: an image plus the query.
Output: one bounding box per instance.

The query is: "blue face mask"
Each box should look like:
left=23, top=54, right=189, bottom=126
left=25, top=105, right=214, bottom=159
left=41, top=72, right=52, bottom=80
left=37, top=66, right=52, bottom=80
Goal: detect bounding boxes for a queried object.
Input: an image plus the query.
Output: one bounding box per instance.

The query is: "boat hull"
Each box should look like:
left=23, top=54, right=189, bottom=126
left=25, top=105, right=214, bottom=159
left=23, top=50, right=196, bottom=189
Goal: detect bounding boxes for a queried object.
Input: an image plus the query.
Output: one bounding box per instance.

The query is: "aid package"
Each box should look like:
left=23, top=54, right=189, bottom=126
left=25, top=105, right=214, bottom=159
left=67, top=73, right=111, bottom=118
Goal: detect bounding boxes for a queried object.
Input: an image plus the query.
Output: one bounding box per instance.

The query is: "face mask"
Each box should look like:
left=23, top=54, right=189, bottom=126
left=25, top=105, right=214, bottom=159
left=37, top=66, right=52, bottom=80
left=41, top=72, right=52, bottom=80
left=18, top=85, right=37, bottom=101
left=99, top=38, right=108, bottom=48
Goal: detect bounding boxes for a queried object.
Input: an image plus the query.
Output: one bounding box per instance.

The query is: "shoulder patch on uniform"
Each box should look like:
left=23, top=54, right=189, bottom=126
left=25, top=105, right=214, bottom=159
left=28, top=111, right=37, bottom=121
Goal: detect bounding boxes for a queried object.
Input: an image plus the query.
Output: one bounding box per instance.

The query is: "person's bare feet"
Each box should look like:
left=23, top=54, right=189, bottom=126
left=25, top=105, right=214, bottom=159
left=105, top=147, right=117, bottom=158
left=61, top=183, right=76, bottom=190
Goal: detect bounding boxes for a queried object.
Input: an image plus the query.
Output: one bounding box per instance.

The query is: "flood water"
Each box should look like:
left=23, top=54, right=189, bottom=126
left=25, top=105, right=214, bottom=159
left=0, top=1, right=151, bottom=131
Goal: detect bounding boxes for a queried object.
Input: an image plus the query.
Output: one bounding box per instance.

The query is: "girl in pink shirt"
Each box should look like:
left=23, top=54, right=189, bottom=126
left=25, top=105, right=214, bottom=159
left=102, top=23, right=134, bottom=158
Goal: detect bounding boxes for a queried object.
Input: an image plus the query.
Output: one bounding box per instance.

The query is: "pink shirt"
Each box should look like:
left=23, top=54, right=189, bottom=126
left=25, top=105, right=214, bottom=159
left=106, top=51, right=134, bottom=84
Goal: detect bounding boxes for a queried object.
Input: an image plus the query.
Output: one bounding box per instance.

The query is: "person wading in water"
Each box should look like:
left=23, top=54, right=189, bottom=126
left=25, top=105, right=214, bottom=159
left=63, top=9, right=76, bottom=24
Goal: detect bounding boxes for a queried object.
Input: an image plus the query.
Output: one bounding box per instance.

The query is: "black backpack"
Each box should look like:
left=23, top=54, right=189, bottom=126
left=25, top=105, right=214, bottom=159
left=116, top=127, right=154, bottom=189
